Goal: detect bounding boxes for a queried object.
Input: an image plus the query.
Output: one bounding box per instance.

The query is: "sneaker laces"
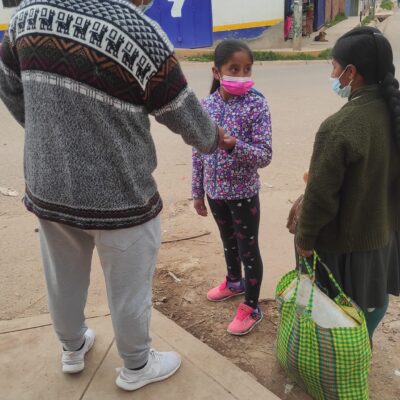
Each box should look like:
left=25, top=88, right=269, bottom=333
left=149, top=349, right=160, bottom=362
left=218, top=279, right=228, bottom=290
left=236, top=304, right=254, bottom=321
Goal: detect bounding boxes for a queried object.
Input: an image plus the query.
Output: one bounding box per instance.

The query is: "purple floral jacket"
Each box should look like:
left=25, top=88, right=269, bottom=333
left=192, top=89, right=272, bottom=200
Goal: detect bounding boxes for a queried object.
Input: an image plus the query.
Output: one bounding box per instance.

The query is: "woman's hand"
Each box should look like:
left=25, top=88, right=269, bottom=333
left=296, top=245, right=313, bottom=258
left=194, top=198, right=208, bottom=217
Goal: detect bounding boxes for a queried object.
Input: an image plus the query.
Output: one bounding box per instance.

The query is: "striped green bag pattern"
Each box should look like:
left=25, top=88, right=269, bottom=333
left=275, top=253, right=372, bottom=400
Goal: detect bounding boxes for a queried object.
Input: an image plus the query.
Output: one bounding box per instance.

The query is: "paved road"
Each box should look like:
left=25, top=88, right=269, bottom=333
left=0, top=12, right=399, bottom=315
left=384, top=8, right=400, bottom=65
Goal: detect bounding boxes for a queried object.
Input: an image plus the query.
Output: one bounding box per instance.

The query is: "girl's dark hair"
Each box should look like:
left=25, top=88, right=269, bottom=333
left=210, top=39, right=254, bottom=94
left=332, top=26, right=400, bottom=148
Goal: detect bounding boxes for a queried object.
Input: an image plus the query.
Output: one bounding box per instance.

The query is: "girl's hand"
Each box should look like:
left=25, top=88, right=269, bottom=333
left=296, top=245, right=313, bottom=258
left=221, top=135, right=237, bottom=150
left=194, top=198, right=208, bottom=217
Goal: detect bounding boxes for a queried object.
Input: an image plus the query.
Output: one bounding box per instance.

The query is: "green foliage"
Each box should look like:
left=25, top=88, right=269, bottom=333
left=325, top=13, right=347, bottom=28
left=187, top=49, right=332, bottom=62
left=381, top=0, right=394, bottom=10
left=361, top=15, right=374, bottom=26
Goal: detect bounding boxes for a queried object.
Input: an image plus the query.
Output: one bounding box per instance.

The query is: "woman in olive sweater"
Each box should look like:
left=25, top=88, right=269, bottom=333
left=296, top=27, right=400, bottom=339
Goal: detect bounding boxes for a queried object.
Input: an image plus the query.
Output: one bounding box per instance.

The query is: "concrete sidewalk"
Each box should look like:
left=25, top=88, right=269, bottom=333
left=176, top=14, right=391, bottom=59
left=0, top=310, right=281, bottom=400
left=284, top=16, right=362, bottom=53
left=271, top=10, right=392, bottom=54
left=176, top=16, right=362, bottom=59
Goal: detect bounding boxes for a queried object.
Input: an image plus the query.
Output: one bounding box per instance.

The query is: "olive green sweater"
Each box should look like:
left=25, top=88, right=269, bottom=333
left=296, top=85, right=400, bottom=253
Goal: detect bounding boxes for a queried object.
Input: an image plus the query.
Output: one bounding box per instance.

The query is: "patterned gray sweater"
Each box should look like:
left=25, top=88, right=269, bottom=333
left=0, top=0, right=218, bottom=229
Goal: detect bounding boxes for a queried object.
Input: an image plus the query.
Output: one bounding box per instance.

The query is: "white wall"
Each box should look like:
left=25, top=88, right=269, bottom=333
left=212, top=0, right=284, bottom=28
left=0, top=4, right=16, bottom=26
left=2, top=1, right=285, bottom=30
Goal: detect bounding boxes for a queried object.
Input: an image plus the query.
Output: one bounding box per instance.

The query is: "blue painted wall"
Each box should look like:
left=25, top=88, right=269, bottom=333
left=314, top=0, right=326, bottom=30
left=146, top=0, right=213, bottom=48
left=213, top=26, right=272, bottom=41
left=345, top=0, right=350, bottom=15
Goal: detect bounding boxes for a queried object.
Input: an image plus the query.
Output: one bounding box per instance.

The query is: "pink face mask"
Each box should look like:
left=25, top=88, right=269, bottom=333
left=220, top=75, right=254, bottom=96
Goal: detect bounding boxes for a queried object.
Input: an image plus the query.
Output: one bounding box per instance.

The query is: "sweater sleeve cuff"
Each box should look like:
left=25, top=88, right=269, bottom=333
left=192, top=194, right=205, bottom=200
left=295, top=234, right=316, bottom=251
left=192, top=188, right=205, bottom=199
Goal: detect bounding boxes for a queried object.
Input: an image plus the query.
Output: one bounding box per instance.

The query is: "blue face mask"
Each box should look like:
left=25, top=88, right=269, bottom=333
left=138, top=0, right=155, bottom=13
left=330, top=67, right=353, bottom=98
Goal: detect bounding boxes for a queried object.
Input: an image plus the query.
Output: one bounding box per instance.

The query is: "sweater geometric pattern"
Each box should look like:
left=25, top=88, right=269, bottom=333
left=10, top=0, right=173, bottom=79
left=0, top=0, right=218, bottom=229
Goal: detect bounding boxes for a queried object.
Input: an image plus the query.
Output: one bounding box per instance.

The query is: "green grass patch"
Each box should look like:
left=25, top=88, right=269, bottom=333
left=186, top=54, right=214, bottom=62
left=325, top=13, right=347, bottom=28
left=361, top=15, right=374, bottom=26
left=381, top=0, right=394, bottom=10
left=317, top=48, right=333, bottom=60
left=253, top=51, right=314, bottom=61
left=187, top=49, right=332, bottom=62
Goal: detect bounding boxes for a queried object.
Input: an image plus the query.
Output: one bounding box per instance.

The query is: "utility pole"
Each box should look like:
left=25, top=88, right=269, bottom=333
left=292, top=0, right=302, bottom=51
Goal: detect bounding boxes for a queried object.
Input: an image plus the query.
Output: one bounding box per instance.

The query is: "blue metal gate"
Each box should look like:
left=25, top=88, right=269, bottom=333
left=347, top=0, right=359, bottom=16
left=146, top=0, right=213, bottom=49
left=313, top=0, right=326, bottom=31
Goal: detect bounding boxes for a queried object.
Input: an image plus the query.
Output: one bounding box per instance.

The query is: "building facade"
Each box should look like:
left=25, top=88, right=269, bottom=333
left=0, top=0, right=284, bottom=47
left=0, top=0, right=372, bottom=48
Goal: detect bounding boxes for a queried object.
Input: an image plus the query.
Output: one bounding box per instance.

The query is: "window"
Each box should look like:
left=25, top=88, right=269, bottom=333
left=2, top=0, right=22, bottom=7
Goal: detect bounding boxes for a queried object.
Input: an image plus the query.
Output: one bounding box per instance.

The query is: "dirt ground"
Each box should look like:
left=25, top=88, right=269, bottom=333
left=152, top=200, right=400, bottom=400
left=1, top=60, right=400, bottom=399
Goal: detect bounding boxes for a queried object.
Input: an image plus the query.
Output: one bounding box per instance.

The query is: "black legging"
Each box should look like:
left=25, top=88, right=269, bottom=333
left=207, top=195, right=263, bottom=308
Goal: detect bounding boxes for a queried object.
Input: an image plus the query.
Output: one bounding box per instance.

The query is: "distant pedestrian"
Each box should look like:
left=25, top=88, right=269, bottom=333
left=284, top=12, right=293, bottom=40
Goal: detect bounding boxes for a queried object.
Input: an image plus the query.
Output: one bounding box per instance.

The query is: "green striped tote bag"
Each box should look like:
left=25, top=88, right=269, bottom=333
left=275, top=254, right=372, bottom=400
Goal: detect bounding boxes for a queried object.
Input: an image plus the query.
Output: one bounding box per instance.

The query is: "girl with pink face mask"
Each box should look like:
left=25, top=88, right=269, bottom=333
left=192, top=40, right=273, bottom=335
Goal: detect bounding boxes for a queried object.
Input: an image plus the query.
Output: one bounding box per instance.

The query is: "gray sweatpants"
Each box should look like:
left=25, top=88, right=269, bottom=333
left=38, top=216, right=161, bottom=369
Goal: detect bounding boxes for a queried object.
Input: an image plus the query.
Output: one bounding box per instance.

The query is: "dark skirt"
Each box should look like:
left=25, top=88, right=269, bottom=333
left=313, top=232, right=400, bottom=311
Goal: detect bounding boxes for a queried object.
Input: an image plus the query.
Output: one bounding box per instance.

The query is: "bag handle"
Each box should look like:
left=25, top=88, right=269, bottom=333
left=299, top=255, right=317, bottom=315
left=293, top=254, right=318, bottom=316
left=300, top=252, right=354, bottom=309
left=314, top=253, right=354, bottom=306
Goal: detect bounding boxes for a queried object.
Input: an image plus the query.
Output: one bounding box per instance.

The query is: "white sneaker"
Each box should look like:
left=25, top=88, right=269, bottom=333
left=116, top=350, right=181, bottom=391
left=62, top=328, right=95, bottom=374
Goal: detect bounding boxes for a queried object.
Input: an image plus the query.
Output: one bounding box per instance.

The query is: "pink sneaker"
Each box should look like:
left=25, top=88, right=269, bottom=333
left=227, top=303, right=263, bottom=336
left=207, top=278, right=245, bottom=302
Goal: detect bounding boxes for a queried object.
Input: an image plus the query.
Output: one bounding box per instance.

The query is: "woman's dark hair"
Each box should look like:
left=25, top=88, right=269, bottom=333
left=210, top=39, right=254, bottom=94
left=332, top=26, right=400, bottom=148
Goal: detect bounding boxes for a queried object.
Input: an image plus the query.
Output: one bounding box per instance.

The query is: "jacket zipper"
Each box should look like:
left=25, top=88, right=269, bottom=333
left=215, top=101, right=227, bottom=195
